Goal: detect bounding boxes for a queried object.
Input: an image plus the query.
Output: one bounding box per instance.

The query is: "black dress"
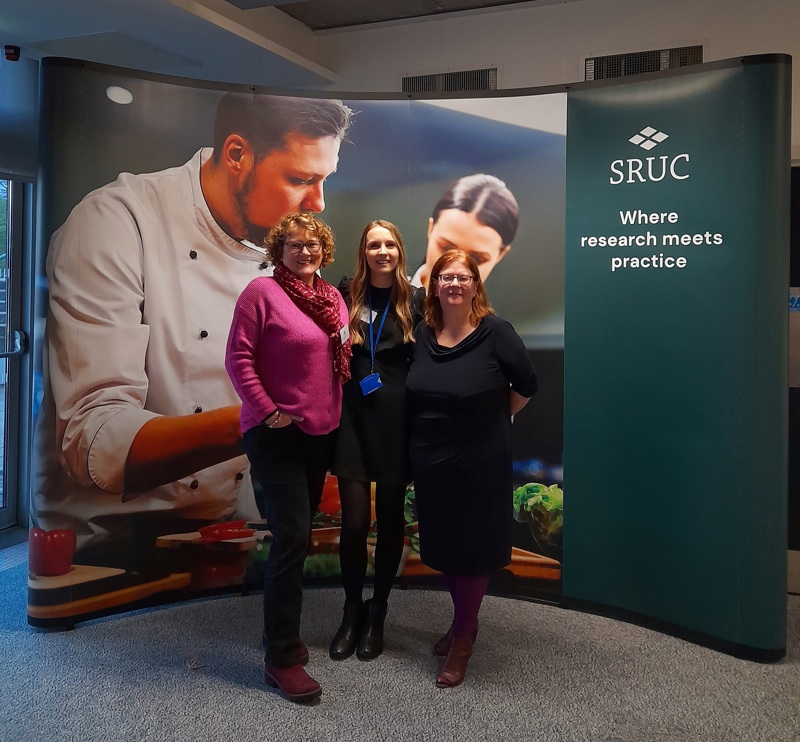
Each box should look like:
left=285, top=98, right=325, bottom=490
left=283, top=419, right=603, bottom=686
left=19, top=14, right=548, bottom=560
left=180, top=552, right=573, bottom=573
left=406, top=315, right=538, bottom=574
left=332, top=278, right=425, bottom=484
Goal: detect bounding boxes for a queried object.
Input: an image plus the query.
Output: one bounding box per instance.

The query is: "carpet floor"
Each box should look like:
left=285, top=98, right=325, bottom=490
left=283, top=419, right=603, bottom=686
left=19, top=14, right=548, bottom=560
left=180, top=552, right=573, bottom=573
left=2, top=562, right=798, bottom=742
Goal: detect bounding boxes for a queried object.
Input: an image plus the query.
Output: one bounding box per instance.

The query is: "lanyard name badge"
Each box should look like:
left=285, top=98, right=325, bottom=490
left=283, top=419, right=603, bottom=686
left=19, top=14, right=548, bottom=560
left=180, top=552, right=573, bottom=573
left=359, top=287, right=388, bottom=396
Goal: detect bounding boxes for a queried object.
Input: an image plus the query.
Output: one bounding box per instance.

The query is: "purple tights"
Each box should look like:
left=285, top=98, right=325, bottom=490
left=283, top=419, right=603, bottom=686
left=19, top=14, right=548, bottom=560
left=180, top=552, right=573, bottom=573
left=443, top=573, right=489, bottom=638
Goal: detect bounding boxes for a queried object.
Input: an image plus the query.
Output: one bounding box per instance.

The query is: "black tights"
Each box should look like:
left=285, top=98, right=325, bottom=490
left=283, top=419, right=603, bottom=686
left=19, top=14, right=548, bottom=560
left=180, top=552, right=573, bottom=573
left=337, top=478, right=407, bottom=605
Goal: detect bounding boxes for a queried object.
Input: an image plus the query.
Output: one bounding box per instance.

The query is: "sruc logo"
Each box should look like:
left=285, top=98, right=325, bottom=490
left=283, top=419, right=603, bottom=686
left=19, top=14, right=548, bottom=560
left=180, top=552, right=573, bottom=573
left=609, top=127, right=689, bottom=184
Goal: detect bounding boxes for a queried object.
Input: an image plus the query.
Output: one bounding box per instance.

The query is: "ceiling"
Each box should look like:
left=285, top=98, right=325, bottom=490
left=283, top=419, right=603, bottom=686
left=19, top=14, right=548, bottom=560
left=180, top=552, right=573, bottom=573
left=228, top=0, right=541, bottom=32
left=0, top=0, right=560, bottom=88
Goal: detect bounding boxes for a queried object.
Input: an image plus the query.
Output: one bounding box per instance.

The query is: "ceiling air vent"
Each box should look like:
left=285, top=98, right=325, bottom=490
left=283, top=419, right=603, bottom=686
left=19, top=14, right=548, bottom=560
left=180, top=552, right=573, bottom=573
left=402, top=67, right=497, bottom=94
left=585, top=45, right=703, bottom=81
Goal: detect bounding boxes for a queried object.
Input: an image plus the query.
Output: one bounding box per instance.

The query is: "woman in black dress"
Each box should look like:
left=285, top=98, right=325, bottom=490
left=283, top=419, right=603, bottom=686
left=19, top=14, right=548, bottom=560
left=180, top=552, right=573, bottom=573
left=330, top=220, right=425, bottom=661
left=407, top=249, right=537, bottom=688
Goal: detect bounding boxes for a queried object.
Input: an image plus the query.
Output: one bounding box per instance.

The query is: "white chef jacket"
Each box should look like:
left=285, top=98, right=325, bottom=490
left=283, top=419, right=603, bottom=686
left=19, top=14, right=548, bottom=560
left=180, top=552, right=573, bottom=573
left=34, top=149, right=266, bottom=549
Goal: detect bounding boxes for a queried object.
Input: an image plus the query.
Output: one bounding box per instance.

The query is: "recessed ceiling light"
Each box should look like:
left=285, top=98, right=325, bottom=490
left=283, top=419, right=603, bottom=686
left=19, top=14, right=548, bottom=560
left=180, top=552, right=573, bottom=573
left=106, top=86, right=133, bottom=105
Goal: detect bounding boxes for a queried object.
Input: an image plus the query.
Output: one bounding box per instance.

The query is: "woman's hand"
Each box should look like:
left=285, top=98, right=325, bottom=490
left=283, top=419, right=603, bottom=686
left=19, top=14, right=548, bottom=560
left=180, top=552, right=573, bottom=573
left=265, top=410, right=305, bottom=429
left=509, top=390, right=530, bottom=417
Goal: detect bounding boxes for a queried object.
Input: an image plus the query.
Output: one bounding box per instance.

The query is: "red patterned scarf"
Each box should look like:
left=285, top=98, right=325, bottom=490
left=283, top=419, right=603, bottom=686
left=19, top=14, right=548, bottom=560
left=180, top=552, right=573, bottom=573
left=273, top=262, right=351, bottom=383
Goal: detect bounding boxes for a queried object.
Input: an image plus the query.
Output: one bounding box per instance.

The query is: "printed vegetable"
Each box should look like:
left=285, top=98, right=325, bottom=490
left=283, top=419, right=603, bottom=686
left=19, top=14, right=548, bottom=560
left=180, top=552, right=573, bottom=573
left=513, top=483, right=563, bottom=559
left=29, top=527, right=77, bottom=576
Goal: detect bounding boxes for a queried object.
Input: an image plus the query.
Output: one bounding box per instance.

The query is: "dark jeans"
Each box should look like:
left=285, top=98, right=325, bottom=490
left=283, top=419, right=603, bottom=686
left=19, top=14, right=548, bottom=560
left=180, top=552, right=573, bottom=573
left=243, top=423, right=335, bottom=668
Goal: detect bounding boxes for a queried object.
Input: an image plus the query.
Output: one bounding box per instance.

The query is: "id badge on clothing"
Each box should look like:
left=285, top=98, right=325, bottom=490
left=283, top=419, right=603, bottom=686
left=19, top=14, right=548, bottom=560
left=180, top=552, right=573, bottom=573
left=359, top=372, right=383, bottom=396
left=360, top=287, right=388, bottom=396
left=359, top=307, right=377, bottom=323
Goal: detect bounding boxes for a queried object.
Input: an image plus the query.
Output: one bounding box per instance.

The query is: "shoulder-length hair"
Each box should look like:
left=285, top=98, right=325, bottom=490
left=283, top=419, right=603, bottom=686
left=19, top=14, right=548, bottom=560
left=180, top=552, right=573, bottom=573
left=266, top=212, right=336, bottom=269
left=349, top=220, right=415, bottom=345
left=424, top=249, right=494, bottom=331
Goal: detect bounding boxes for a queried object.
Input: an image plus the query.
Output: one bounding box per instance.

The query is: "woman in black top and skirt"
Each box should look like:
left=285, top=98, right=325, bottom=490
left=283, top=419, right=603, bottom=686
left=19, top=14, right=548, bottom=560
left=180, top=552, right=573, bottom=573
left=330, top=220, right=425, bottom=661
left=407, top=249, right=537, bottom=688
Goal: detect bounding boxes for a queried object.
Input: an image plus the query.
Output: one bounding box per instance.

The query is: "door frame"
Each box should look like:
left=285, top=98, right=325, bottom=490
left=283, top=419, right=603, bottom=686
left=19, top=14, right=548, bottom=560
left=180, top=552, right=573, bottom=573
left=0, top=177, right=35, bottom=548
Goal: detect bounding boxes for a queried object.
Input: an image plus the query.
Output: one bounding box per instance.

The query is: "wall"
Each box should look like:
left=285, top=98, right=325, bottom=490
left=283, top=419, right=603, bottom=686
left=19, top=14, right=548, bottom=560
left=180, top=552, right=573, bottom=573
left=0, top=57, right=39, bottom=179
left=2, top=1, right=799, bottom=168
left=315, top=0, right=800, bottom=160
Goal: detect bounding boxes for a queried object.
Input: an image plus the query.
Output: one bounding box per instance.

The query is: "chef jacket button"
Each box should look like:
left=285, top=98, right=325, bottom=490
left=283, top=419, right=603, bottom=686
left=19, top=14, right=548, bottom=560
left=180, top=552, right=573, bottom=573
left=200, top=330, right=209, bottom=339
left=189, top=250, right=197, bottom=260
left=190, top=479, right=199, bottom=490
left=194, top=406, right=202, bottom=414
left=235, top=472, right=244, bottom=481
left=259, top=261, right=269, bottom=271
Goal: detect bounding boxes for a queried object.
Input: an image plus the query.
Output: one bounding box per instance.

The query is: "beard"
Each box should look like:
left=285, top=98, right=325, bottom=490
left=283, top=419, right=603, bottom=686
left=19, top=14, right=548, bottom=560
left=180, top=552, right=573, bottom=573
left=233, top=170, right=270, bottom=246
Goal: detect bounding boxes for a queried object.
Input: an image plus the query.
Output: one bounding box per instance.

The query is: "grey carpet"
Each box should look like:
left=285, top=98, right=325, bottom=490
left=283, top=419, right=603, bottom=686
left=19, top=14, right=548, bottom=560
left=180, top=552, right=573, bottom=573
left=2, top=562, right=798, bottom=742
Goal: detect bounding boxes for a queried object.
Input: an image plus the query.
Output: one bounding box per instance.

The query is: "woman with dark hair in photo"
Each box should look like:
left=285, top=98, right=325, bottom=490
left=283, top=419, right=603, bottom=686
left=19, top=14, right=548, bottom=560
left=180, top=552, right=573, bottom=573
left=411, top=173, right=519, bottom=289
left=407, top=249, right=537, bottom=688
left=225, top=212, right=350, bottom=704
left=329, top=220, right=425, bottom=662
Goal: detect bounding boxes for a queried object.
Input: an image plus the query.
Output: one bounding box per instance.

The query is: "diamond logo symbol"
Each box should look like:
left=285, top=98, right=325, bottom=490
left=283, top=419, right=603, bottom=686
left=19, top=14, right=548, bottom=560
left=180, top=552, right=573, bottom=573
left=629, top=127, right=669, bottom=150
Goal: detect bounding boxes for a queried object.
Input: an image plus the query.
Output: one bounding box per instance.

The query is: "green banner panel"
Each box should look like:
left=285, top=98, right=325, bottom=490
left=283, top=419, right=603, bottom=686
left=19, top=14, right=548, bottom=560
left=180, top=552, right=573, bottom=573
left=563, top=57, right=790, bottom=654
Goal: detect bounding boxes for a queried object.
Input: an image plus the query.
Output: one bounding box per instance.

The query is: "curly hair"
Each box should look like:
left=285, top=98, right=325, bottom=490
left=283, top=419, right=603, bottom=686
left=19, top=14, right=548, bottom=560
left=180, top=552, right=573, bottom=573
left=265, top=212, right=336, bottom=268
left=424, top=249, right=494, bottom=331
left=348, top=220, right=416, bottom=345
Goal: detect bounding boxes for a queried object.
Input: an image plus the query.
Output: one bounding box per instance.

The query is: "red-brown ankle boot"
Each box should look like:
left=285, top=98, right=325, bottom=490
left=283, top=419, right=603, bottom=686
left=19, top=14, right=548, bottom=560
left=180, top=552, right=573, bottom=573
left=264, top=664, right=321, bottom=704
left=436, top=635, right=474, bottom=688
left=433, top=622, right=478, bottom=657
left=433, top=623, right=454, bottom=656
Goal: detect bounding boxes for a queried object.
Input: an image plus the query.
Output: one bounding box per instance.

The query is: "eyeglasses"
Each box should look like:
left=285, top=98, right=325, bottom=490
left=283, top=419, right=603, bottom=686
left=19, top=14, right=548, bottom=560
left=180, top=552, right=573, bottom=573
left=286, top=240, right=322, bottom=254
left=435, top=273, right=474, bottom=286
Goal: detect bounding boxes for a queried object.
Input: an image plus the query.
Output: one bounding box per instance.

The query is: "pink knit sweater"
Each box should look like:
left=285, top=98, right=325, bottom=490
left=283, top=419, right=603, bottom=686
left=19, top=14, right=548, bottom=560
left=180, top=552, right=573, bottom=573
left=225, top=276, right=348, bottom=435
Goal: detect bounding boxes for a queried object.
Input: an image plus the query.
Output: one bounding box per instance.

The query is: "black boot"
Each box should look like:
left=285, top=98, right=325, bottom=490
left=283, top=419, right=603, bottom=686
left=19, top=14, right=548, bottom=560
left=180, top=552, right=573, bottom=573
left=356, top=599, right=387, bottom=661
left=329, top=602, right=364, bottom=661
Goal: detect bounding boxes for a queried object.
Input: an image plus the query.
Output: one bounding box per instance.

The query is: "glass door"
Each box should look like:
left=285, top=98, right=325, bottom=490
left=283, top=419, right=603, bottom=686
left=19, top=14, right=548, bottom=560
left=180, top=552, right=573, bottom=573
left=0, top=177, right=33, bottom=537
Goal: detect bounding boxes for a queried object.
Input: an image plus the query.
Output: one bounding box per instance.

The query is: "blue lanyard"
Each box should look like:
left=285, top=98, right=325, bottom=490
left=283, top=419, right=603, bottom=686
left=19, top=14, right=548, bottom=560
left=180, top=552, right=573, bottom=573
left=367, top=286, right=390, bottom=373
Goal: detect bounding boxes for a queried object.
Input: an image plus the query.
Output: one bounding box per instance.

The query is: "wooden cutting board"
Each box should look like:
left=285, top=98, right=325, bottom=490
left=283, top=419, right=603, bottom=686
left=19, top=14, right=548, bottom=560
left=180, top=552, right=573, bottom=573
left=155, top=530, right=270, bottom=551
left=401, top=547, right=561, bottom=581
left=27, top=568, right=192, bottom=621
left=28, top=564, right=125, bottom=589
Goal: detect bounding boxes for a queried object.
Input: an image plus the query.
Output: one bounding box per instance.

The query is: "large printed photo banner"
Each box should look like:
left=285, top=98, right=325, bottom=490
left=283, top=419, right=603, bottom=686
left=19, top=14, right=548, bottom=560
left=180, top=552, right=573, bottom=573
left=28, top=56, right=789, bottom=659
left=563, top=56, right=790, bottom=658
left=28, top=59, right=567, bottom=626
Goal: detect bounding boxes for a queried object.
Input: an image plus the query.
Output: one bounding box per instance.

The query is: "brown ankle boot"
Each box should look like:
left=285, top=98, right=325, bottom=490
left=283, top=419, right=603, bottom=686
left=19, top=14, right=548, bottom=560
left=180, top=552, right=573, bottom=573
left=433, top=623, right=454, bottom=656
left=436, top=635, right=474, bottom=688
left=433, top=622, right=478, bottom=657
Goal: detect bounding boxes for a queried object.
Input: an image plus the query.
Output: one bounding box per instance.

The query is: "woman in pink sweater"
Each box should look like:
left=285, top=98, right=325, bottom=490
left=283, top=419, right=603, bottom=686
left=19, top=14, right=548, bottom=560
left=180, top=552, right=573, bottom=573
left=225, top=212, right=350, bottom=705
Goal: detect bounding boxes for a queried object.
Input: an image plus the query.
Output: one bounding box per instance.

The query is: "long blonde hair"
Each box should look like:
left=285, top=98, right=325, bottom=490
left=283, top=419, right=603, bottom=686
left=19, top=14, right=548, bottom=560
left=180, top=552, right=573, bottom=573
left=349, top=220, right=416, bottom=345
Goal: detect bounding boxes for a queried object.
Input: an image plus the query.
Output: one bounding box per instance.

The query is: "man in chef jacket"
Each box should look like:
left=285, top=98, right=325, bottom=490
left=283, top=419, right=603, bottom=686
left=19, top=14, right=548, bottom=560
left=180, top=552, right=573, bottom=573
left=34, top=92, right=353, bottom=561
